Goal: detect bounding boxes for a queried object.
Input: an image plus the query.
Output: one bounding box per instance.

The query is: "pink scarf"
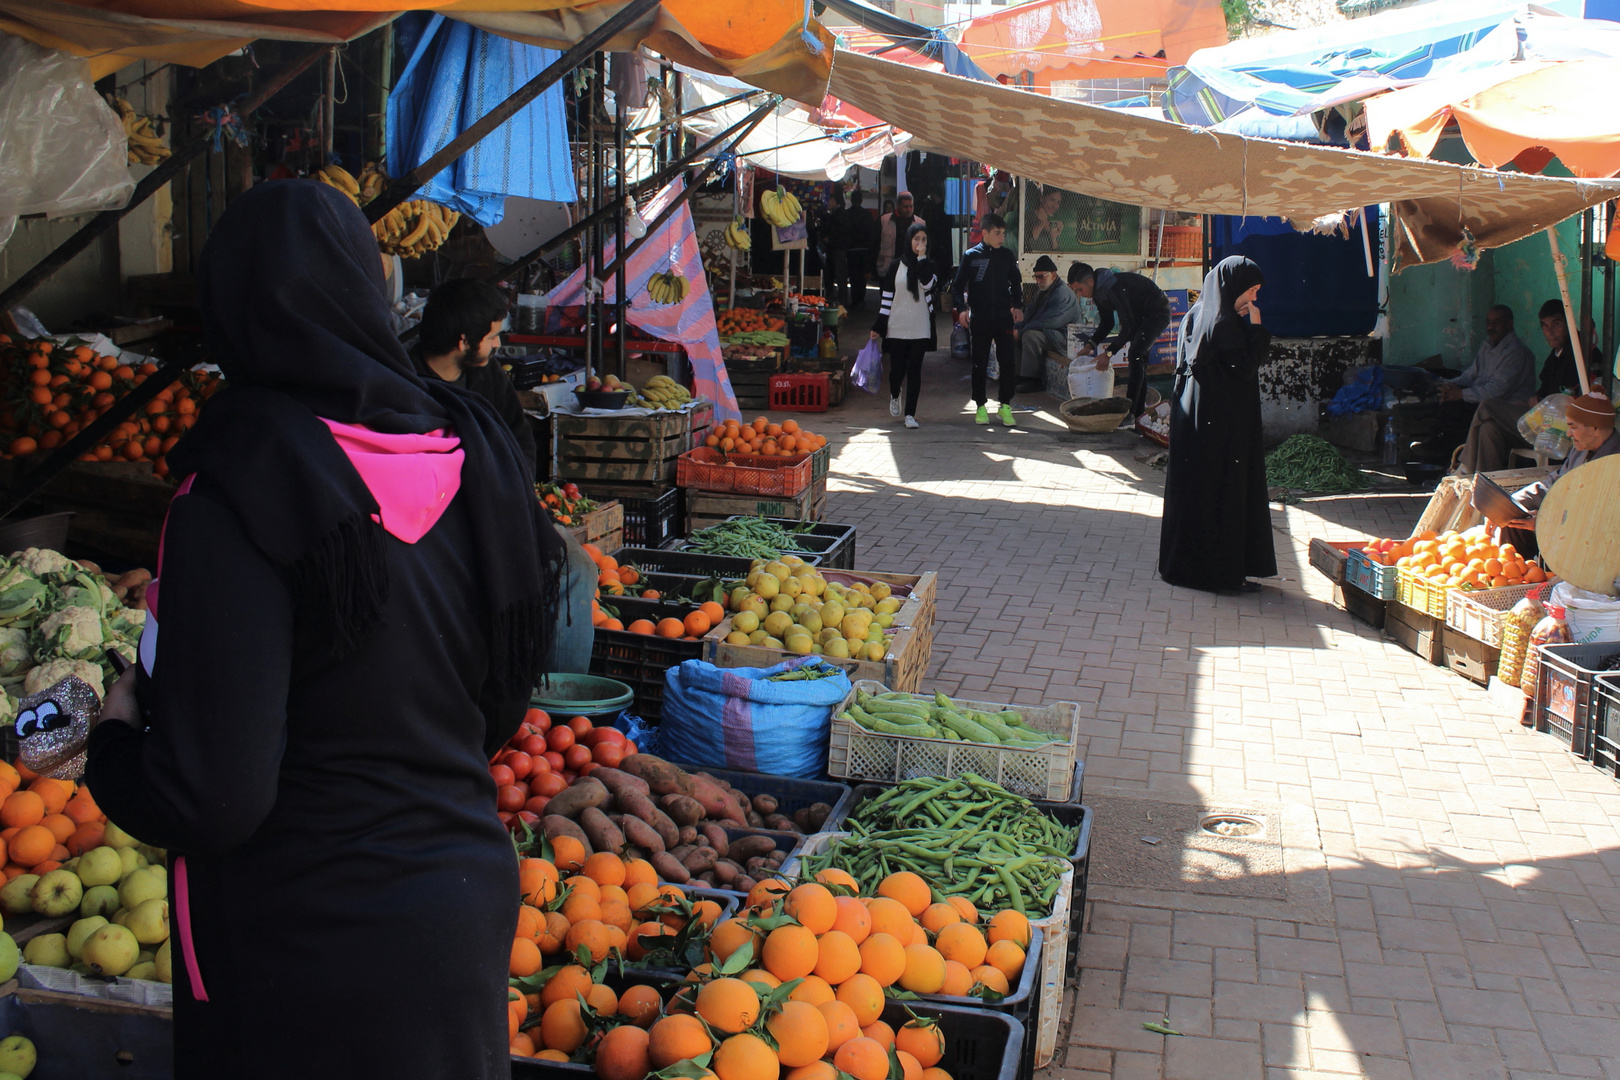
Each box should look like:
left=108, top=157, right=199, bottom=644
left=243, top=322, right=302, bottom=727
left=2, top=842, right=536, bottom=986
left=320, top=419, right=464, bottom=544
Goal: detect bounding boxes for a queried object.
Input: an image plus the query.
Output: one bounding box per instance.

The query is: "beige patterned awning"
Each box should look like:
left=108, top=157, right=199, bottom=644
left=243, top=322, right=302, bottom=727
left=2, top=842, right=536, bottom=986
left=827, top=49, right=1620, bottom=268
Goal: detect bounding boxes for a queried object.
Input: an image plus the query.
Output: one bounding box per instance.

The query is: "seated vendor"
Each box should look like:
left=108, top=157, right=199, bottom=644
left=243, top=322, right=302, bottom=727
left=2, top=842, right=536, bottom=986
left=1498, top=393, right=1620, bottom=557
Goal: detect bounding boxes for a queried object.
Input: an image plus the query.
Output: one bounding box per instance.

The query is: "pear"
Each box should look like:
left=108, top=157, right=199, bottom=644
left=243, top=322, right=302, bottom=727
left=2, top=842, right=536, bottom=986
left=753, top=575, right=780, bottom=601
left=739, top=596, right=768, bottom=619
left=137, top=950, right=154, bottom=964
left=80, top=885, right=119, bottom=919
left=22, top=933, right=68, bottom=968
left=784, top=633, right=814, bottom=656
left=0, top=877, right=37, bottom=917
left=125, top=898, right=169, bottom=945
left=822, top=638, right=851, bottom=659
left=863, top=642, right=886, bottom=661
left=870, top=582, right=892, bottom=601
left=763, top=561, right=790, bottom=582
left=769, top=594, right=793, bottom=614
left=77, top=846, right=123, bottom=888
left=124, top=961, right=158, bottom=982
left=81, top=923, right=138, bottom=976
left=724, top=632, right=750, bottom=646
left=731, top=610, right=760, bottom=635
left=116, top=847, right=140, bottom=877
left=154, top=938, right=172, bottom=983
left=67, top=916, right=109, bottom=959
left=102, top=821, right=141, bottom=849
left=746, top=630, right=769, bottom=646
left=0, top=1034, right=34, bottom=1079
left=820, top=601, right=845, bottom=629
left=0, top=932, right=18, bottom=982
left=118, top=866, right=166, bottom=911
left=799, top=611, right=823, bottom=635
left=30, top=869, right=83, bottom=917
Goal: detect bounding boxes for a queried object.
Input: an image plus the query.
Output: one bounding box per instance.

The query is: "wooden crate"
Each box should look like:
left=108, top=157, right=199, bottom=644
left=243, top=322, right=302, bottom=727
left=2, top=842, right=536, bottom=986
left=1309, top=539, right=1364, bottom=586
left=686, top=475, right=828, bottom=531
left=1414, top=466, right=1553, bottom=536
left=1337, top=584, right=1387, bottom=629
left=0, top=460, right=173, bottom=567
left=565, top=500, right=623, bottom=553
left=701, top=619, right=931, bottom=692
left=816, top=568, right=937, bottom=639
left=1385, top=602, right=1445, bottom=665
left=1444, top=634, right=1500, bottom=686
left=554, top=412, right=691, bottom=485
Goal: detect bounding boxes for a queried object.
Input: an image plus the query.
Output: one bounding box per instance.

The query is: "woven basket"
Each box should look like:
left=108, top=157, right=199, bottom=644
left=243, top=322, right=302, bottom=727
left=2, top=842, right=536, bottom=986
left=1059, top=397, right=1132, bottom=433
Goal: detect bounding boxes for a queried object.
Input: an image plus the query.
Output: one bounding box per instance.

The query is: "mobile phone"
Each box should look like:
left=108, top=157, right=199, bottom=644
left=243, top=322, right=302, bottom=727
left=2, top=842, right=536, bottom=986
left=105, top=649, right=130, bottom=676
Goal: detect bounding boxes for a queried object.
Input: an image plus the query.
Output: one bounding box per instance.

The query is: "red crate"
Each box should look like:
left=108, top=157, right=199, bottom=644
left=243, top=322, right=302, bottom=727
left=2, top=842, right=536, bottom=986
left=676, top=447, right=813, bottom=496
left=770, top=373, right=830, bottom=412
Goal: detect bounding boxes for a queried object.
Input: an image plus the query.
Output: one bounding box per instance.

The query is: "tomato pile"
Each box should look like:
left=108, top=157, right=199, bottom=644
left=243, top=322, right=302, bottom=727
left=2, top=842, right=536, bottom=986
left=537, top=482, right=597, bottom=528
left=492, top=709, right=637, bottom=834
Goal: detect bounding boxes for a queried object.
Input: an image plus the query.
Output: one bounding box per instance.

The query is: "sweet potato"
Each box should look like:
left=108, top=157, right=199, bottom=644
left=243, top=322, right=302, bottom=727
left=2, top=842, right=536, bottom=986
left=712, top=859, right=743, bottom=885
left=804, top=803, right=832, bottom=831
left=696, top=871, right=720, bottom=887
left=792, top=807, right=815, bottom=832
left=543, top=815, right=592, bottom=851
left=728, top=835, right=776, bottom=863
left=620, top=813, right=665, bottom=855
left=690, top=775, right=748, bottom=823
left=751, top=794, right=778, bottom=816
left=650, top=851, right=690, bottom=884
left=699, top=824, right=730, bottom=858
left=546, top=777, right=610, bottom=820
left=579, top=807, right=625, bottom=855
left=658, top=794, right=705, bottom=827
left=767, top=851, right=787, bottom=867
left=620, top=754, right=695, bottom=797
left=669, top=844, right=696, bottom=864
left=731, top=874, right=757, bottom=894
left=745, top=810, right=765, bottom=829
left=682, top=847, right=718, bottom=875
left=678, top=826, right=699, bottom=847
left=745, top=856, right=771, bottom=875
left=764, top=814, right=800, bottom=834
left=592, top=767, right=650, bottom=804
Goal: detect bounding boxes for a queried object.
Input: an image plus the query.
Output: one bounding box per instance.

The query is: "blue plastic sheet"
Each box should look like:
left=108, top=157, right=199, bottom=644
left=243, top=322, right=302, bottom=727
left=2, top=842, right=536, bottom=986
left=1326, top=366, right=1385, bottom=416
left=660, top=659, right=851, bottom=779
left=1208, top=213, right=1379, bottom=338
left=387, top=13, right=576, bottom=226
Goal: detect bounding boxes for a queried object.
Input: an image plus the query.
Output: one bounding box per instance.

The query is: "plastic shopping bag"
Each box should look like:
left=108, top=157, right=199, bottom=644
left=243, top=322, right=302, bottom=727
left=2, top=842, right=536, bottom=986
left=1067, top=357, right=1114, bottom=400
left=1518, top=393, right=1573, bottom=458
left=853, top=337, right=884, bottom=393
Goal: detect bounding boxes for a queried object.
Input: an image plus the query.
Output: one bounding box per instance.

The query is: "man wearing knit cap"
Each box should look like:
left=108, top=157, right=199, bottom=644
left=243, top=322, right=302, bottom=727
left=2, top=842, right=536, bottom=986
left=1014, top=256, right=1082, bottom=392
left=1499, top=392, right=1620, bottom=556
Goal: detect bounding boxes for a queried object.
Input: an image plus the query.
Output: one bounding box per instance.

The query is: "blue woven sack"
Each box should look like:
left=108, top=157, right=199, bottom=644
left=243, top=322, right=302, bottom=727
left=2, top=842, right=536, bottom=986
left=661, top=659, right=851, bottom=779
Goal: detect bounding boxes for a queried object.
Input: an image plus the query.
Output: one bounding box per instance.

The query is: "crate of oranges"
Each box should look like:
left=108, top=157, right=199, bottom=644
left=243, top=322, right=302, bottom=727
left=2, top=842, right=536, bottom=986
left=1368, top=526, right=1547, bottom=618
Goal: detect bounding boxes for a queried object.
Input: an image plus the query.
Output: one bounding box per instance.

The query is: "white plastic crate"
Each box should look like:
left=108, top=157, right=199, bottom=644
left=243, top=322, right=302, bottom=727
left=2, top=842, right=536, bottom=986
left=1445, top=582, right=1544, bottom=647
left=827, top=681, right=1081, bottom=801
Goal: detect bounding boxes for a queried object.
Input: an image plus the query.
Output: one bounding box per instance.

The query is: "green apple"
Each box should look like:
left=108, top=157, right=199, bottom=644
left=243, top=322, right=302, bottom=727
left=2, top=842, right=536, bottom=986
left=0, top=933, right=17, bottom=982
left=30, top=869, right=83, bottom=917
left=76, top=846, right=122, bottom=888
left=154, top=938, right=171, bottom=983
left=117, top=866, right=165, bottom=911
left=22, top=933, right=68, bottom=968
left=81, top=924, right=138, bottom=976
left=66, top=916, right=109, bottom=958
left=125, top=898, right=168, bottom=946
left=80, top=885, right=119, bottom=919
left=0, top=1033, right=36, bottom=1078
left=124, top=960, right=157, bottom=982
left=0, top=878, right=36, bottom=918
left=102, top=821, right=140, bottom=849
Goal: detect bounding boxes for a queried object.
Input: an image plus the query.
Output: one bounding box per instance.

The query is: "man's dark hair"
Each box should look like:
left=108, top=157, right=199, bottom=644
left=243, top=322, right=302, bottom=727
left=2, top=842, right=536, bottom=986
left=850, top=189, right=864, bottom=208
left=1068, top=261, right=1095, bottom=285
left=981, top=213, right=1006, bottom=231
left=419, top=279, right=509, bottom=357
left=1488, top=304, right=1513, bottom=324
left=896, top=191, right=914, bottom=204
left=1539, top=298, right=1565, bottom=321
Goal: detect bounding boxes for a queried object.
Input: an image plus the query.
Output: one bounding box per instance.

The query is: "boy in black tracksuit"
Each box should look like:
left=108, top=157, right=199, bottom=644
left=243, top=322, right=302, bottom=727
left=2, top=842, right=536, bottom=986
left=1069, top=262, right=1172, bottom=424
left=950, top=213, right=1023, bottom=426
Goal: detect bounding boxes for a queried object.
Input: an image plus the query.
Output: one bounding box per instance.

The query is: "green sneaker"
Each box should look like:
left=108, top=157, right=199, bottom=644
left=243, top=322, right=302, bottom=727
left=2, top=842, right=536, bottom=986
left=999, top=404, right=1016, bottom=426
left=974, top=405, right=990, bottom=424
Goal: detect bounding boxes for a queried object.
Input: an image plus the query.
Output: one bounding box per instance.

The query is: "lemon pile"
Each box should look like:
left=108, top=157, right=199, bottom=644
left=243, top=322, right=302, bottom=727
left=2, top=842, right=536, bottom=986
left=722, top=559, right=903, bottom=660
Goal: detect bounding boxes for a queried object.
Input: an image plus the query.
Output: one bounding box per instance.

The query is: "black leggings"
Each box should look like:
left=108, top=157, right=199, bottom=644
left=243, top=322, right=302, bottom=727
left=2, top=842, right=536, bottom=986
left=888, top=339, right=928, bottom=416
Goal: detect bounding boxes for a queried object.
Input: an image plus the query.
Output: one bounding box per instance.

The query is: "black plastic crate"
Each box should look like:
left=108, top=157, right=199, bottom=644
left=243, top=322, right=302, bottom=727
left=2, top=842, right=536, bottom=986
left=0, top=990, right=172, bottom=1080
left=672, top=762, right=855, bottom=834
left=1028, top=802, right=1091, bottom=982
left=610, top=546, right=821, bottom=579
left=621, top=486, right=683, bottom=548
left=1593, top=674, right=1620, bottom=779
left=588, top=600, right=706, bottom=722
left=718, top=516, right=857, bottom=570
left=1532, top=642, right=1620, bottom=757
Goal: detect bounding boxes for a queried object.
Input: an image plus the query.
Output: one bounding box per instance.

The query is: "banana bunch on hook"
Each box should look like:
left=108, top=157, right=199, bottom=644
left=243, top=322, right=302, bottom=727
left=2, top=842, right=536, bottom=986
left=759, top=186, right=802, bottom=228
left=315, top=164, right=362, bottom=203
left=373, top=200, right=462, bottom=259
left=109, top=96, right=171, bottom=166
left=723, top=218, right=752, bottom=252
left=647, top=271, right=691, bottom=305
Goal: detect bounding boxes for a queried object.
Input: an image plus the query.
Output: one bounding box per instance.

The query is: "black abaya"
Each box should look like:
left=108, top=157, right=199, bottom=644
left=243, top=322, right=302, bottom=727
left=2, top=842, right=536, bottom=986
left=1159, top=258, right=1277, bottom=591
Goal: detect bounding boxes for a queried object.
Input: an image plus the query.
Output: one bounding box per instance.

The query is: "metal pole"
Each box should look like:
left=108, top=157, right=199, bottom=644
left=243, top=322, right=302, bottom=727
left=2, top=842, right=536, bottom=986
left=323, top=48, right=337, bottom=159
left=627, top=90, right=758, bottom=137
left=0, top=45, right=332, bottom=312
left=615, top=104, right=628, bottom=379
left=1150, top=210, right=1167, bottom=282
left=1359, top=207, right=1375, bottom=278
left=364, top=0, right=660, bottom=225
left=1548, top=226, right=1593, bottom=397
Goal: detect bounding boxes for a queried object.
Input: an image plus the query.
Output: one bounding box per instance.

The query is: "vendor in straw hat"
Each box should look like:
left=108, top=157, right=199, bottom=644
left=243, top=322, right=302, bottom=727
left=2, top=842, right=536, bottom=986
left=1498, top=392, right=1620, bottom=556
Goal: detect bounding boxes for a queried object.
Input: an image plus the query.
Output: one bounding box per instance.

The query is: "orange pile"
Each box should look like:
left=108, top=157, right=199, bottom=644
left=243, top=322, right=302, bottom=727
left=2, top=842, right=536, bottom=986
left=1368, top=527, right=1547, bottom=588
left=717, top=310, right=787, bottom=336
left=703, top=417, right=827, bottom=457
left=0, top=761, right=110, bottom=877
left=586, top=542, right=724, bottom=639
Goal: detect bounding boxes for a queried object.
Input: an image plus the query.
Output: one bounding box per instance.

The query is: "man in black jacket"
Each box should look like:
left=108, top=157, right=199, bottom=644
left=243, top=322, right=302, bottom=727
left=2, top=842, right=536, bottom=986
left=414, top=279, right=538, bottom=477
left=950, top=213, right=1023, bottom=426
left=1070, top=262, right=1172, bottom=427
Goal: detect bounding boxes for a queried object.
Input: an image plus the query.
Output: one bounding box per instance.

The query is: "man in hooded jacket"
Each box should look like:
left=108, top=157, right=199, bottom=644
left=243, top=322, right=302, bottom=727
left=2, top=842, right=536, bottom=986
left=1070, top=262, right=1172, bottom=426
left=1014, top=255, right=1082, bottom=392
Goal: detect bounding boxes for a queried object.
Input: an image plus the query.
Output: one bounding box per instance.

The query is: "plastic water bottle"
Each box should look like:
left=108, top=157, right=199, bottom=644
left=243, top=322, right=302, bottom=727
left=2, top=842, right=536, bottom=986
left=1382, top=418, right=1398, bottom=465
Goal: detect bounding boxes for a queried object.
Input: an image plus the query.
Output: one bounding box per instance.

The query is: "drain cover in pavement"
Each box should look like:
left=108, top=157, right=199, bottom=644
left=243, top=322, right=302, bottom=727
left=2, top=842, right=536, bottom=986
left=1089, top=795, right=1288, bottom=900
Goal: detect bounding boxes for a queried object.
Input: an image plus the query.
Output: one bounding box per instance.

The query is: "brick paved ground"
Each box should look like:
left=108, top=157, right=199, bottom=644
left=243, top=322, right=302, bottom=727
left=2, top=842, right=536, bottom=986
left=812, top=330, right=1620, bottom=1080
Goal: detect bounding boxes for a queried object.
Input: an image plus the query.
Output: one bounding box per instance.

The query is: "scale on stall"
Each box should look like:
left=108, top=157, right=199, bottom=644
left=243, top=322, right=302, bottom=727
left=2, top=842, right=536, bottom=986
left=1535, top=454, right=1620, bottom=595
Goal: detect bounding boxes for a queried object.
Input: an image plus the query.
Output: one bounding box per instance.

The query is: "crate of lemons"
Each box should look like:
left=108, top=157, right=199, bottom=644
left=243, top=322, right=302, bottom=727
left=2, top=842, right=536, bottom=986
left=719, top=560, right=903, bottom=662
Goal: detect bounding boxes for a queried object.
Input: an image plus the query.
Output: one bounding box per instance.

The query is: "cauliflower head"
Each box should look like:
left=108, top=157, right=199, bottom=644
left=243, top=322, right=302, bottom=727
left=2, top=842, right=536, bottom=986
left=23, top=657, right=104, bottom=699
left=35, top=606, right=104, bottom=661
left=0, top=627, right=30, bottom=679
left=15, top=548, right=78, bottom=578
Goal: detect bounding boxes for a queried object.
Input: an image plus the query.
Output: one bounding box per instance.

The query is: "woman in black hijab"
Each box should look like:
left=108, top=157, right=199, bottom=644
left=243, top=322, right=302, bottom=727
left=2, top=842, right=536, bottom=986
left=1159, top=255, right=1276, bottom=592
left=871, top=222, right=938, bottom=427
left=86, top=181, right=564, bottom=1079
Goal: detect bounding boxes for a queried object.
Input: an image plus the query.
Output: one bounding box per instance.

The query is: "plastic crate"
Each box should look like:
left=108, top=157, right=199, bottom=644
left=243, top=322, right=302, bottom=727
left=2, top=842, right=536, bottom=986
left=1446, top=583, right=1545, bottom=647
left=587, top=600, right=707, bottom=722
left=811, top=444, right=830, bottom=482
left=1532, top=641, right=1620, bottom=756
left=1395, top=567, right=1451, bottom=618
left=669, top=763, right=855, bottom=835
left=823, top=762, right=1084, bottom=829
left=1345, top=548, right=1398, bottom=600
left=1592, top=674, right=1620, bottom=779
left=827, top=682, right=1081, bottom=801
left=732, top=517, right=856, bottom=570
left=0, top=988, right=173, bottom=1079
left=610, top=547, right=821, bottom=578
left=769, top=372, right=830, bottom=412
left=676, top=447, right=813, bottom=497
left=619, top=486, right=683, bottom=548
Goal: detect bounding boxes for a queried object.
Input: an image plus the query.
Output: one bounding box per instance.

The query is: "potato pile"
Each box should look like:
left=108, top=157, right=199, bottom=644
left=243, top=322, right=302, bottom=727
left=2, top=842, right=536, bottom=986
left=539, top=754, right=833, bottom=895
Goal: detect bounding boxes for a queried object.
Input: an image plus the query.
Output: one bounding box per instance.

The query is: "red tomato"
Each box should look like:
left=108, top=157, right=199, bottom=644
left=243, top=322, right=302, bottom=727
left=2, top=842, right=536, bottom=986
left=519, top=734, right=549, bottom=757
left=524, top=795, right=551, bottom=816
left=592, top=742, right=626, bottom=768
left=490, top=763, right=515, bottom=788
left=567, top=715, right=593, bottom=738
left=543, top=751, right=565, bottom=773
left=547, top=726, right=575, bottom=753
left=496, top=784, right=526, bottom=812
left=624, top=740, right=637, bottom=755
left=508, top=723, right=534, bottom=747
left=563, top=744, right=593, bottom=771
left=579, top=763, right=599, bottom=777
left=580, top=727, right=627, bottom=749
left=514, top=810, right=540, bottom=830
left=529, top=754, right=552, bottom=776
left=510, top=780, right=530, bottom=802
left=506, top=751, right=533, bottom=780
left=561, top=771, right=577, bottom=783
left=525, top=707, right=551, bottom=730
left=498, top=811, right=515, bottom=825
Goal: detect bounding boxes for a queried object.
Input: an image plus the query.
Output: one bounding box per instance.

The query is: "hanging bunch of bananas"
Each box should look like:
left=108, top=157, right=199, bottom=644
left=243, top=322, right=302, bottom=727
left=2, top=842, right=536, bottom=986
left=647, top=271, right=690, bottom=305
left=723, top=218, right=752, bottom=252
left=315, top=164, right=362, bottom=203
left=357, top=162, right=389, bottom=203
left=759, top=187, right=803, bottom=228
left=109, top=96, right=170, bottom=166
left=634, top=375, right=692, bottom=409
left=374, top=200, right=461, bottom=259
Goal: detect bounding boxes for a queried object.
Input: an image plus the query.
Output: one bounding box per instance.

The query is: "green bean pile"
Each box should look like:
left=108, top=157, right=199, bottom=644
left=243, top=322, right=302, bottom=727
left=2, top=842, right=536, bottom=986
left=1264, top=434, right=1370, bottom=494
left=800, top=774, right=1074, bottom=915
left=685, top=516, right=811, bottom=559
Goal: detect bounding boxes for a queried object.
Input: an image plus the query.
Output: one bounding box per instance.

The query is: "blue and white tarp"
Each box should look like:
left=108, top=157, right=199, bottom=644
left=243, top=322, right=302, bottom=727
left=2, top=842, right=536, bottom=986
left=387, top=13, right=576, bottom=227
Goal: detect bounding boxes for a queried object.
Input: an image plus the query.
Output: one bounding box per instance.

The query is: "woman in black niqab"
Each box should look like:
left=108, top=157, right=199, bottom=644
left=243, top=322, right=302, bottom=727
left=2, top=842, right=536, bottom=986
left=1158, top=255, right=1276, bottom=592
left=85, top=181, right=560, bottom=1079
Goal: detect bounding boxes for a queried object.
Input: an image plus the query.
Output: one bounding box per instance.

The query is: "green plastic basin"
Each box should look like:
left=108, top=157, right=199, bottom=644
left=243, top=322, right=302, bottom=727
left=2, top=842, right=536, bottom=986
left=530, top=673, right=635, bottom=718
